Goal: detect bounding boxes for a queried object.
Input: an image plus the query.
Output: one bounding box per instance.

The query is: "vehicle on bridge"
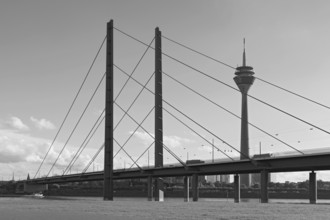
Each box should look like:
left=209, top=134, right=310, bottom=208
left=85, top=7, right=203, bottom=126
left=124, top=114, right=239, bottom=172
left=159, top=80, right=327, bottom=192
left=252, top=153, right=273, bottom=159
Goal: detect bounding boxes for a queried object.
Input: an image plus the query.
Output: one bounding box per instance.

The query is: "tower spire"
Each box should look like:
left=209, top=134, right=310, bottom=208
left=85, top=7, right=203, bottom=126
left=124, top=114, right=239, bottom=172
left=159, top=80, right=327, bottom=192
left=243, top=38, right=246, bottom=66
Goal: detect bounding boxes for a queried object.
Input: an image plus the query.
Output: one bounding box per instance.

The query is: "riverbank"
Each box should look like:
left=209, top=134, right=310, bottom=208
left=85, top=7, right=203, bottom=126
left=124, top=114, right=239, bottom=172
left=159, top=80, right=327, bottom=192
left=0, top=196, right=330, bottom=220
left=44, top=188, right=330, bottom=200
left=0, top=194, right=24, bottom=197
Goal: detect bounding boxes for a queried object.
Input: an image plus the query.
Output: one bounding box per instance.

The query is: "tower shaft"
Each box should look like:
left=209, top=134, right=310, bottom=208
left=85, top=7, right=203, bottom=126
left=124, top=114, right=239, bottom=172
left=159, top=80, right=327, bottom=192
left=240, top=92, right=249, bottom=160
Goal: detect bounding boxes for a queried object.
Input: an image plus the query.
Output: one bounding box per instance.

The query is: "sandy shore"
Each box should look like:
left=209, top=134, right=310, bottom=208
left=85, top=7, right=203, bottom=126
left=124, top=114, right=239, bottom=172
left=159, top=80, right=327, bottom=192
left=1, top=196, right=330, bottom=220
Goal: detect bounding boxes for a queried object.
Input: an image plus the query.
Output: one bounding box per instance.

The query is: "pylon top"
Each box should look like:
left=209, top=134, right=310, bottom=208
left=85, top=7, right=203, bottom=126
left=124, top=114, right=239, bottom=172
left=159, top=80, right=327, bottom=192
left=235, top=39, right=254, bottom=76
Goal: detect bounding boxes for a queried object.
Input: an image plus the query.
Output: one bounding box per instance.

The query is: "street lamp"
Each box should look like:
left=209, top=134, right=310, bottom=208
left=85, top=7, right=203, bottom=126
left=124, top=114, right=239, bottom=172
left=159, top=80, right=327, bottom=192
left=183, top=147, right=189, bottom=161
left=212, top=139, right=214, bottom=163
left=201, top=138, right=215, bottom=163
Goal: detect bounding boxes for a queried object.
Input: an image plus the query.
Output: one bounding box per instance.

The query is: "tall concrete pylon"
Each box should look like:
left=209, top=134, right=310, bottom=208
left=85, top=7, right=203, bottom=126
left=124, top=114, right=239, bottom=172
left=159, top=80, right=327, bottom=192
left=104, top=19, right=114, bottom=201
left=154, top=27, right=164, bottom=201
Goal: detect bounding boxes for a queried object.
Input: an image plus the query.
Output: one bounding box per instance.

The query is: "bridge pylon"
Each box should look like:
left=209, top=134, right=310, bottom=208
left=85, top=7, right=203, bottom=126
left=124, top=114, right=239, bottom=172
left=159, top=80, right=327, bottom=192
left=154, top=26, right=164, bottom=201
left=104, top=19, right=114, bottom=201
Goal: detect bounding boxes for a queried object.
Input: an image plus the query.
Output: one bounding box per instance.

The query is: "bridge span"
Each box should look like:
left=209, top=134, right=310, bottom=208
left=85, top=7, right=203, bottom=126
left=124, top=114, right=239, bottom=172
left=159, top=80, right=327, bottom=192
left=25, top=151, right=329, bottom=204
left=28, top=152, right=330, bottom=184
left=25, top=20, right=330, bottom=205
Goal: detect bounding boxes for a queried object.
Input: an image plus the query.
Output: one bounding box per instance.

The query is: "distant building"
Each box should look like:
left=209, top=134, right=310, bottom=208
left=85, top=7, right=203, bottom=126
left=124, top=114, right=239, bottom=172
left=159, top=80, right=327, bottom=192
left=220, top=175, right=230, bottom=184
left=206, top=175, right=230, bottom=184
left=251, top=173, right=272, bottom=186
left=251, top=173, right=260, bottom=186
left=271, top=173, right=276, bottom=183
left=206, top=175, right=218, bottom=183
left=166, top=176, right=184, bottom=184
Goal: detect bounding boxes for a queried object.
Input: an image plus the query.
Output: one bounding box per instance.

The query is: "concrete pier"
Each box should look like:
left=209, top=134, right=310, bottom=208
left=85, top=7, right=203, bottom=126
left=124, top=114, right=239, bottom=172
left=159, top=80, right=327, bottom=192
left=23, top=183, right=48, bottom=194
left=260, top=170, right=269, bottom=203
left=183, top=176, right=189, bottom=202
left=155, top=178, right=164, bottom=201
left=309, top=171, right=317, bottom=204
left=147, top=176, right=152, bottom=201
left=234, top=174, right=240, bottom=203
left=192, top=174, right=199, bottom=202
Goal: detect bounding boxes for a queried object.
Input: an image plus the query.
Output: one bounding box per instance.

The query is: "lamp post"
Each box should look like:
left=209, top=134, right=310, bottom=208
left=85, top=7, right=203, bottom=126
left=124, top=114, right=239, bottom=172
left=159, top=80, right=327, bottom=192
left=212, top=139, right=215, bottom=163
left=183, top=147, right=189, bottom=161
left=202, top=138, right=215, bottom=163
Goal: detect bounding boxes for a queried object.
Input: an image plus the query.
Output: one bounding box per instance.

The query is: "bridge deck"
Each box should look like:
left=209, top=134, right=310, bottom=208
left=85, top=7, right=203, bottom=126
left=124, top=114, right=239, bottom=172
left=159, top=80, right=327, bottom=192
left=27, top=152, right=330, bottom=184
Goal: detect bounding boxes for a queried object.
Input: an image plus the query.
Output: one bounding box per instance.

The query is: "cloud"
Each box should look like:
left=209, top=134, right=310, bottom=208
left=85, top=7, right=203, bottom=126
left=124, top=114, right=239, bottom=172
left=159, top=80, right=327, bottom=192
left=130, top=131, right=154, bottom=145
left=6, top=116, right=29, bottom=131
left=0, top=129, right=90, bottom=175
left=0, top=129, right=47, bottom=163
left=130, top=131, right=194, bottom=148
left=30, top=116, right=56, bottom=130
left=0, top=116, right=92, bottom=178
left=164, top=135, right=194, bottom=148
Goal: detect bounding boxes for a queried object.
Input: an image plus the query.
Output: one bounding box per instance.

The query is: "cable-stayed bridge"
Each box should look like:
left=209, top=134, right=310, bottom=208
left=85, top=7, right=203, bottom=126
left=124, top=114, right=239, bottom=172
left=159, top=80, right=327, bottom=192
left=20, top=20, right=330, bottom=204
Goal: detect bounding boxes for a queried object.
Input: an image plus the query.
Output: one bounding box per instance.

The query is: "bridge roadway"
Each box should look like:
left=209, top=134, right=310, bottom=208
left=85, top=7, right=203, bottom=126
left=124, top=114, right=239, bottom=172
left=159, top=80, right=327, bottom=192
left=26, top=152, right=330, bottom=184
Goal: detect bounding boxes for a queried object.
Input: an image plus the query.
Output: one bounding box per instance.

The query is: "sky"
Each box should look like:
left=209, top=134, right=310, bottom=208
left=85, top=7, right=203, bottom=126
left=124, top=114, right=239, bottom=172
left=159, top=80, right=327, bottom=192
left=1, top=0, right=330, bottom=183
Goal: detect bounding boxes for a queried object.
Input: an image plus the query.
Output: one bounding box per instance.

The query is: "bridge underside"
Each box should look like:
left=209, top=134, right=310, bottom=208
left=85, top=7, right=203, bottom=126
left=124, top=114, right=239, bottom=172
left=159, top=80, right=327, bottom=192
left=27, top=153, right=330, bottom=185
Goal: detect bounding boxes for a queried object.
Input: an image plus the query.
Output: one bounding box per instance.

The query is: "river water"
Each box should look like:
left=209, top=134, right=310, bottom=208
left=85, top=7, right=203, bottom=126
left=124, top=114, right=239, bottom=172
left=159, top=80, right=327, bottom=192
left=1, top=196, right=330, bottom=220
left=59, top=196, right=330, bottom=204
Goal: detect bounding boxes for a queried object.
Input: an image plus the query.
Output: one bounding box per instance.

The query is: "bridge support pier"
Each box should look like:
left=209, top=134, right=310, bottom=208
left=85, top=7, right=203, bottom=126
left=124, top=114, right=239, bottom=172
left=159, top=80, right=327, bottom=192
left=192, top=174, right=199, bottom=202
left=155, top=178, right=164, bottom=202
left=23, top=183, right=48, bottom=194
left=183, top=176, right=189, bottom=202
left=309, top=171, right=317, bottom=204
left=260, top=170, right=269, bottom=203
left=234, top=174, right=240, bottom=203
left=147, top=176, right=153, bottom=201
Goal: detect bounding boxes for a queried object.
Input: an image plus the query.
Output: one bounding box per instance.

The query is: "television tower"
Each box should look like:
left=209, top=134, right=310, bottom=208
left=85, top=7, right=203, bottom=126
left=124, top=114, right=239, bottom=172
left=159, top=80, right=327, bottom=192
left=234, top=39, right=255, bottom=187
